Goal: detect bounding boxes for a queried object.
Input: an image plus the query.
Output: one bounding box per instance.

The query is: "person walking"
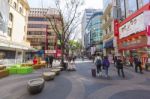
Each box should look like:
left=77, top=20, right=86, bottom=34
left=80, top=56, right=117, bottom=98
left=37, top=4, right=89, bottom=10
left=45, top=55, right=49, bottom=68
left=113, top=56, right=117, bottom=67
left=129, top=56, right=134, bottom=67
left=49, top=55, right=54, bottom=68
left=116, top=56, right=125, bottom=78
left=102, top=56, right=110, bottom=78
left=134, top=56, right=143, bottom=74
left=33, top=56, right=38, bottom=65
left=95, top=54, right=102, bottom=76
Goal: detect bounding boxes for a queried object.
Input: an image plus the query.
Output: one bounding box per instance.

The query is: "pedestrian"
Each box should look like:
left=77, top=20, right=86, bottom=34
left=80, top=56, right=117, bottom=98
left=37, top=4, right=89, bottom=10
left=129, top=56, right=134, bottom=67
left=102, top=56, right=110, bottom=78
left=72, top=55, right=76, bottom=63
left=116, top=56, right=125, bottom=78
left=134, top=56, right=143, bottom=74
left=95, top=54, right=102, bottom=76
left=33, top=56, right=38, bottom=65
left=49, top=55, right=54, bottom=68
left=113, top=56, right=117, bottom=67
left=45, top=55, right=49, bottom=68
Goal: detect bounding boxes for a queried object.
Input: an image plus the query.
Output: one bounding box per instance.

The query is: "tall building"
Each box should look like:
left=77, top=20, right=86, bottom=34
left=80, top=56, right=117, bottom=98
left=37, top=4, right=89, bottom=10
left=0, top=0, right=31, bottom=64
left=27, top=8, right=61, bottom=57
left=85, top=11, right=103, bottom=56
left=117, top=0, right=150, bottom=67
left=81, top=9, right=99, bottom=48
left=102, top=0, right=121, bottom=56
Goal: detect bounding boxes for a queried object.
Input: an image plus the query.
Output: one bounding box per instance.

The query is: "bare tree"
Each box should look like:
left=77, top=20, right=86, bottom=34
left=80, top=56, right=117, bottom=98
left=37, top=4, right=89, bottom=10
left=42, top=0, right=84, bottom=65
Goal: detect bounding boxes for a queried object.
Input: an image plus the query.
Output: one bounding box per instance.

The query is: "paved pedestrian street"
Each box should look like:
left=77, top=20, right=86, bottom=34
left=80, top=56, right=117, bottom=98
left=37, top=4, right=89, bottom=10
left=0, top=59, right=150, bottom=99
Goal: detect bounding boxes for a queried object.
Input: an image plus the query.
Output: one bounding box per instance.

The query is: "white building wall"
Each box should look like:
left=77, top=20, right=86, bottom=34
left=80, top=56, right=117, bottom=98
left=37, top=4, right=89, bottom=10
left=10, top=7, right=26, bottom=43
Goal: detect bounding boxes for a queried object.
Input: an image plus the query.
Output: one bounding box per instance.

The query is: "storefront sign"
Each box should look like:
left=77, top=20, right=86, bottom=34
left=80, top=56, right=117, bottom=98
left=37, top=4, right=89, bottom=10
left=45, top=50, right=56, bottom=54
left=114, top=19, right=119, bottom=37
left=0, top=0, right=9, bottom=36
left=119, top=13, right=145, bottom=39
left=119, top=36, right=147, bottom=49
left=144, top=11, right=150, bottom=26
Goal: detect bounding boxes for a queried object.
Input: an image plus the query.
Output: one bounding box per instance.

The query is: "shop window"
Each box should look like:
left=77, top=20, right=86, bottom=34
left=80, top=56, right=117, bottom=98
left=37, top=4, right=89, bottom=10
left=13, top=2, right=17, bottom=9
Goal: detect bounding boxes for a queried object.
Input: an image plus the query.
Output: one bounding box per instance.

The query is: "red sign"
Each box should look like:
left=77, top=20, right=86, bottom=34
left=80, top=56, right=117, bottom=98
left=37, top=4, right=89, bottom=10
left=114, top=19, right=119, bottom=37
left=56, top=49, right=61, bottom=57
left=147, top=26, right=150, bottom=36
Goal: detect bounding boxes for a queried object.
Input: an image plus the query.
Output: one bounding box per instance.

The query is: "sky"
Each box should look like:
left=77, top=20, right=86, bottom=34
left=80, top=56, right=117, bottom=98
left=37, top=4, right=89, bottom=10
left=27, top=0, right=103, bottom=9
left=27, top=0, right=103, bottom=40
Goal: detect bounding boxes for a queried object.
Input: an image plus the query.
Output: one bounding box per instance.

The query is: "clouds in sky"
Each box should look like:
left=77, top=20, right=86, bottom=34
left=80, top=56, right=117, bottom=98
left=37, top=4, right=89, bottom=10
left=27, top=0, right=103, bottom=9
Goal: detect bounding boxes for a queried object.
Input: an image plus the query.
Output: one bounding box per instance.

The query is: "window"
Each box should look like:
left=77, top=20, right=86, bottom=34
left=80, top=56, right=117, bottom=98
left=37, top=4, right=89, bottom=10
left=120, top=0, right=126, bottom=19
left=28, top=17, right=47, bottom=21
left=9, top=13, right=13, bottom=22
left=19, top=7, right=23, bottom=13
left=143, top=0, right=149, bottom=5
left=128, top=0, right=138, bottom=16
left=13, top=2, right=17, bottom=9
left=8, top=28, right=12, bottom=37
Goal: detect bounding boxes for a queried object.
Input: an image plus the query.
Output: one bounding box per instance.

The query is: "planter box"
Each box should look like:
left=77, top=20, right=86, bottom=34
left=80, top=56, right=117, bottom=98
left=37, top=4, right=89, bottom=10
left=17, top=67, right=33, bottom=74
left=0, top=69, right=9, bottom=78
left=7, top=67, right=17, bottom=74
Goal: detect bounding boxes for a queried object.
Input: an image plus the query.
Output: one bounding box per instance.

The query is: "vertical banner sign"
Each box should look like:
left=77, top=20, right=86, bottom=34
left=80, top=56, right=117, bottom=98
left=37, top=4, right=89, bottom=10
left=114, top=19, right=119, bottom=37
left=0, top=0, right=9, bottom=36
left=148, top=26, right=150, bottom=45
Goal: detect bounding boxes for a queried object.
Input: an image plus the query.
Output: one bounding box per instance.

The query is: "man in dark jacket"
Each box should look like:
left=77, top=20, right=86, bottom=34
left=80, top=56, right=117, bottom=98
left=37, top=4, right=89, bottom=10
left=116, top=56, right=125, bottom=78
left=134, top=56, right=143, bottom=73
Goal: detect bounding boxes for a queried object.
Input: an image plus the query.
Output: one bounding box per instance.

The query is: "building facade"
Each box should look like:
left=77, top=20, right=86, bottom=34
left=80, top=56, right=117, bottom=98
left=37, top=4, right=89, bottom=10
left=0, top=0, right=31, bottom=65
left=117, top=0, right=150, bottom=67
left=102, top=0, right=119, bottom=56
left=81, top=9, right=99, bottom=48
left=27, top=8, right=61, bottom=58
left=85, top=11, right=103, bottom=56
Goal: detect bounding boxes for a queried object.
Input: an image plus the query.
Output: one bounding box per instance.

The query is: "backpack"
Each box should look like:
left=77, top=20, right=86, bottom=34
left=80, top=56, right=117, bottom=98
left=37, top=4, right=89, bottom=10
left=96, top=59, right=101, bottom=66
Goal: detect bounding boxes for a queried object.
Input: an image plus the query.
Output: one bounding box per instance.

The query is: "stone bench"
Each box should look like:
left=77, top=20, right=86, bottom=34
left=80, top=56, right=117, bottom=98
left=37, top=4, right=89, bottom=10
left=53, top=66, right=64, bottom=71
left=50, top=69, right=61, bottom=75
left=27, top=78, right=45, bottom=94
left=43, top=72, right=56, bottom=81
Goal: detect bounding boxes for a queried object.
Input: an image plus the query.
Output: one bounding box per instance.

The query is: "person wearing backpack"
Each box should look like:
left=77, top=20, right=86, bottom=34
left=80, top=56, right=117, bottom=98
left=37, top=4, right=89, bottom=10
left=102, top=56, right=110, bottom=78
left=95, top=54, right=102, bottom=76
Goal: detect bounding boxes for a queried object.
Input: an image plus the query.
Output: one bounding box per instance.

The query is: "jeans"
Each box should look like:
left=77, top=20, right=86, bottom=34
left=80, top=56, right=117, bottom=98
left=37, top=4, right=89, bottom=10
left=96, top=65, right=101, bottom=74
left=105, top=68, right=108, bottom=77
left=117, top=68, right=125, bottom=78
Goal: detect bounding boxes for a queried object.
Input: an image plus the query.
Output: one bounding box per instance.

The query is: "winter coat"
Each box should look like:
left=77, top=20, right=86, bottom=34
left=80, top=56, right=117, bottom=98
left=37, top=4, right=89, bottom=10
left=102, top=59, right=110, bottom=69
left=116, top=59, right=123, bottom=69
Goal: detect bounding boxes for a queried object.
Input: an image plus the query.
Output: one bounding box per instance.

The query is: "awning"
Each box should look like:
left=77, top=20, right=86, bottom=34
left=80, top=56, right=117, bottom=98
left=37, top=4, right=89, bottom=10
left=0, top=39, right=35, bottom=51
left=104, top=39, right=114, bottom=48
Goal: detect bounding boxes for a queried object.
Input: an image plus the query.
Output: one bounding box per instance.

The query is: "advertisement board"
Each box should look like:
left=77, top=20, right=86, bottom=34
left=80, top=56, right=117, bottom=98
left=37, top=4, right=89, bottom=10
left=119, top=13, right=145, bottom=39
left=0, top=0, right=9, bottom=36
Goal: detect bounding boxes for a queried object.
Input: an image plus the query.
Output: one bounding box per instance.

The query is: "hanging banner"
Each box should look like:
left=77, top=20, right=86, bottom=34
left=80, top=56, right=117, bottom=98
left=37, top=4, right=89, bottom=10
left=0, top=0, right=9, bottom=36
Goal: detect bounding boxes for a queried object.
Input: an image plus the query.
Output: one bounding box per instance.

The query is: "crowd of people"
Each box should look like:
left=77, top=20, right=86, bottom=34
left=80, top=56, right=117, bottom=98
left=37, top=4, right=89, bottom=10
left=94, top=54, right=146, bottom=78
